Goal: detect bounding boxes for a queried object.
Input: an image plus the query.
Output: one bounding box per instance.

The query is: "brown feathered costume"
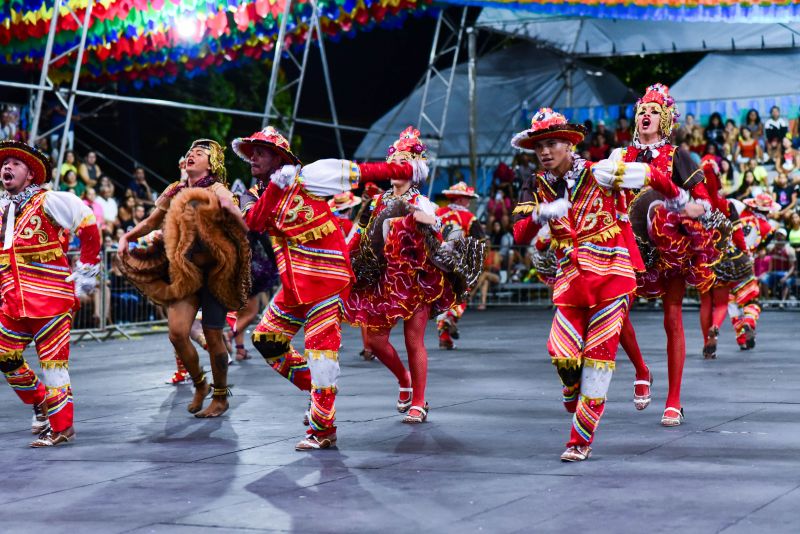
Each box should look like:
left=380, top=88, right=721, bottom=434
left=118, top=188, right=251, bottom=310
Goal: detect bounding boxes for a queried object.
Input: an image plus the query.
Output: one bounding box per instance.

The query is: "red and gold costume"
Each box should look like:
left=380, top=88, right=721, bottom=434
left=241, top=127, right=417, bottom=447
left=511, top=109, right=682, bottom=458
left=434, top=182, right=485, bottom=350
left=0, top=141, right=100, bottom=445
left=344, top=127, right=484, bottom=424
left=612, top=84, right=724, bottom=427
left=728, top=194, right=777, bottom=349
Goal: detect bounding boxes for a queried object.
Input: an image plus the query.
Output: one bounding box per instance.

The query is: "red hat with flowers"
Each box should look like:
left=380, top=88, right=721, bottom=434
left=635, top=83, right=679, bottom=140
left=442, top=181, right=479, bottom=199
left=744, top=192, right=781, bottom=212
left=510, top=108, right=585, bottom=152
left=0, top=140, right=51, bottom=185
left=386, top=126, right=428, bottom=164
left=328, top=191, right=362, bottom=211
left=231, top=126, right=300, bottom=166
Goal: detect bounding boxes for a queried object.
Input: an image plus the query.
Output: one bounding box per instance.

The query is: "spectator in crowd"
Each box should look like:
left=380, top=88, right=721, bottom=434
left=688, top=126, right=706, bottom=157
left=512, top=152, right=535, bottom=197
left=127, top=166, right=156, bottom=208
left=595, top=120, right=611, bottom=144
left=487, top=188, right=511, bottom=227
left=765, top=105, right=789, bottom=164
left=779, top=134, right=798, bottom=174
left=588, top=132, right=611, bottom=161
left=78, top=150, right=102, bottom=188
left=788, top=212, right=800, bottom=254
left=735, top=126, right=762, bottom=172
left=615, top=116, right=632, bottom=146
left=719, top=158, right=736, bottom=193
left=492, top=162, right=516, bottom=201
left=0, top=106, right=18, bottom=141
left=742, top=108, right=764, bottom=142
left=771, top=172, right=797, bottom=224
left=723, top=118, right=739, bottom=149
left=759, top=228, right=796, bottom=300
left=132, top=204, right=146, bottom=226
left=675, top=113, right=697, bottom=144
left=704, top=112, right=726, bottom=152
left=746, top=158, right=769, bottom=190
left=95, top=179, right=119, bottom=229
left=83, top=187, right=106, bottom=232
left=48, top=101, right=81, bottom=151
left=59, top=169, right=86, bottom=197
left=731, top=169, right=761, bottom=201
left=582, top=120, right=594, bottom=146
left=473, top=221, right=503, bottom=310
left=116, top=194, right=137, bottom=233
left=60, top=149, right=78, bottom=177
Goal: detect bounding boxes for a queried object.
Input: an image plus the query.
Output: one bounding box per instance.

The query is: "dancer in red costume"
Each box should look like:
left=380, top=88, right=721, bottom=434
left=241, top=126, right=432, bottom=448
left=328, top=191, right=361, bottom=242
left=0, top=141, right=101, bottom=447
left=611, top=84, right=723, bottom=426
left=511, top=109, right=686, bottom=461
left=731, top=194, right=779, bottom=349
left=344, top=127, right=484, bottom=424
left=698, top=156, right=751, bottom=359
left=435, top=181, right=485, bottom=350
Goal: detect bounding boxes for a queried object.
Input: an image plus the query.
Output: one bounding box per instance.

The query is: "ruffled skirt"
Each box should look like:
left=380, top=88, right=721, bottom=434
left=343, top=215, right=455, bottom=329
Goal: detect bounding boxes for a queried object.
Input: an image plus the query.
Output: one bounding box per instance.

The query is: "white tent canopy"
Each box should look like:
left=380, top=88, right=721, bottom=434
left=476, top=9, right=800, bottom=57
left=355, top=43, right=634, bottom=165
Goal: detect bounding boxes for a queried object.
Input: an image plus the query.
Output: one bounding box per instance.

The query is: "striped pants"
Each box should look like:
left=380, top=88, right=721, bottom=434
left=0, top=312, right=73, bottom=432
left=547, top=296, right=630, bottom=447
left=252, top=289, right=341, bottom=438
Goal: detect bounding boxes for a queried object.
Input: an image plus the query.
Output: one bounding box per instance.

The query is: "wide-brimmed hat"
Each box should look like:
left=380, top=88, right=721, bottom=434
left=0, top=140, right=51, bottom=185
left=328, top=191, right=362, bottom=212
left=363, top=182, right=382, bottom=199
left=231, top=126, right=300, bottom=166
left=744, top=193, right=781, bottom=212
left=511, top=108, right=585, bottom=152
left=442, top=181, right=479, bottom=199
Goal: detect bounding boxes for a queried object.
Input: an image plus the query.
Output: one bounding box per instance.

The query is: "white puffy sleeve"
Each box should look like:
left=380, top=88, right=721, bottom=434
left=43, top=191, right=96, bottom=232
left=298, top=159, right=361, bottom=197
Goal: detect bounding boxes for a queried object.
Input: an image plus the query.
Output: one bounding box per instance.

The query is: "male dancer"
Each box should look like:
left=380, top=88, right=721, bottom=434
left=511, top=109, right=685, bottom=461
left=435, top=181, right=485, bottom=349
left=611, top=84, right=718, bottom=426
left=119, top=139, right=249, bottom=418
left=237, top=126, right=424, bottom=449
left=0, top=140, right=101, bottom=446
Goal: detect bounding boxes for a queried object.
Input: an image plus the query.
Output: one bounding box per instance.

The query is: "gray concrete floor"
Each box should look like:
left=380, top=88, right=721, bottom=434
left=0, top=308, right=798, bottom=533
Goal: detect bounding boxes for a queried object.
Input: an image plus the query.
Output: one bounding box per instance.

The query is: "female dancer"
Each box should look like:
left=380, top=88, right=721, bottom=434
left=344, top=127, right=483, bottom=423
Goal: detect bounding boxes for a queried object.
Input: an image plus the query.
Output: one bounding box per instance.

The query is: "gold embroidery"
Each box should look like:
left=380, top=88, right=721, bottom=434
left=19, top=215, right=48, bottom=244
left=284, top=196, right=314, bottom=224
left=582, top=197, right=614, bottom=233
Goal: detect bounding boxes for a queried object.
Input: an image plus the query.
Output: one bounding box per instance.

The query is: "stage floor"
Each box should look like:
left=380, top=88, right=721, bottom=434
left=1, top=308, right=797, bottom=533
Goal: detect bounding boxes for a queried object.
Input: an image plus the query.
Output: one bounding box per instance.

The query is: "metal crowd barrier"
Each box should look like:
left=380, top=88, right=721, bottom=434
left=69, top=248, right=167, bottom=342
left=66, top=243, right=798, bottom=342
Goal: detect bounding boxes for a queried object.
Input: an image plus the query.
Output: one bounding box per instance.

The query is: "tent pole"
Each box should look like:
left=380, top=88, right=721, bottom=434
left=262, top=0, right=293, bottom=128
left=29, top=0, right=63, bottom=147
left=467, top=26, right=478, bottom=189
left=311, top=0, right=345, bottom=159
left=55, top=0, right=93, bottom=190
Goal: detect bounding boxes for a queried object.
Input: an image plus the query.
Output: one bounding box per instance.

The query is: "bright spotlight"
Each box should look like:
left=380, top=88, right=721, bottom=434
left=176, top=15, right=197, bottom=41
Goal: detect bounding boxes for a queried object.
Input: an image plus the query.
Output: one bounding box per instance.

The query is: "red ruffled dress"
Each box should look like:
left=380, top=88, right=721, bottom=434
left=618, top=144, right=723, bottom=298
left=343, top=189, right=456, bottom=330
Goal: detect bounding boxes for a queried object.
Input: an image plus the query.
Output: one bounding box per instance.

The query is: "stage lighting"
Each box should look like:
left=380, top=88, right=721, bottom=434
left=176, top=15, right=197, bottom=41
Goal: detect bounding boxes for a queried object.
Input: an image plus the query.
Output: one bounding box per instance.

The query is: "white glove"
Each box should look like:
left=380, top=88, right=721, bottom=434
left=664, top=188, right=690, bottom=212
left=410, top=160, right=429, bottom=185
left=534, top=198, right=571, bottom=224
left=270, top=165, right=300, bottom=189
left=66, top=261, right=100, bottom=298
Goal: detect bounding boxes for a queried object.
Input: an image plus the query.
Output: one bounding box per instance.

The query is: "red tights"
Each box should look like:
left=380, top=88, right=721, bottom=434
left=699, top=285, right=729, bottom=342
left=619, top=312, right=649, bottom=382
left=619, top=278, right=687, bottom=411
left=366, top=306, right=430, bottom=410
